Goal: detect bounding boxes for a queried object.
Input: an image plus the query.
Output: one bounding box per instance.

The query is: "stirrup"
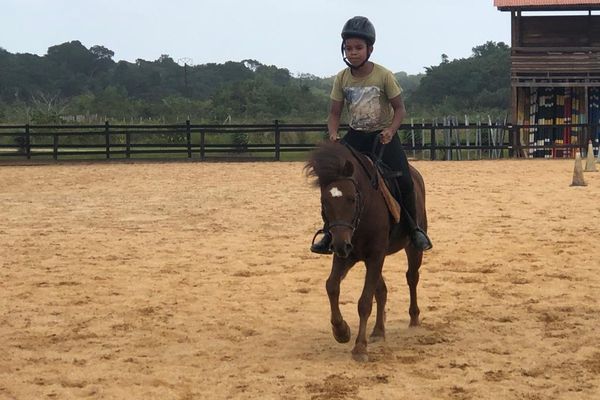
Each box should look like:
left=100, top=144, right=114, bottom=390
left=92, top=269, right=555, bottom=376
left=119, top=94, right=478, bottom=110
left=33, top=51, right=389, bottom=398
left=411, top=228, right=433, bottom=251
left=310, top=229, right=332, bottom=255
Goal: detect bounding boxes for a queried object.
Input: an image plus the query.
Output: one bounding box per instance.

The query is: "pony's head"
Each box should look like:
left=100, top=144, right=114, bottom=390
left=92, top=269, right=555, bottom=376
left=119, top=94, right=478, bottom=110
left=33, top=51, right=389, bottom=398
left=305, top=142, right=362, bottom=258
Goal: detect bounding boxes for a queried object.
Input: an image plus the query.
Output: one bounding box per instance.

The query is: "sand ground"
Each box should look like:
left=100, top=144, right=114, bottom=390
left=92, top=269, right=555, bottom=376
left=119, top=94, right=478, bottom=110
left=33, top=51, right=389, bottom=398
left=1, top=159, right=599, bottom=400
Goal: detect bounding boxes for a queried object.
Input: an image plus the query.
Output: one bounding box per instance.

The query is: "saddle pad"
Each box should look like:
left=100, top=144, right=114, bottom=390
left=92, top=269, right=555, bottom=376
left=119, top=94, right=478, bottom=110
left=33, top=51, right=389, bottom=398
left=376, top=171, right=401, bottom=223
left=349, top=146, right=401, bottom=224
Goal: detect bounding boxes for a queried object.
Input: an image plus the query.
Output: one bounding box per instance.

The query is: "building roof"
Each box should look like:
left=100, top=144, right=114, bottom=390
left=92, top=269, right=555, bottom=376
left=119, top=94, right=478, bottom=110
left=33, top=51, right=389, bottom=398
left=494, top=0, right=600, bottom=11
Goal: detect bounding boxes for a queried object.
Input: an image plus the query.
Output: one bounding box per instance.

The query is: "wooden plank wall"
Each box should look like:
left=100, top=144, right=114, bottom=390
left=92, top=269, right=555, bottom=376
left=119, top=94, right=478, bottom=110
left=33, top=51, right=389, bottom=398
left=519, top=15, right=600, bottom=47
left=512, top=16, right=600, bottom=77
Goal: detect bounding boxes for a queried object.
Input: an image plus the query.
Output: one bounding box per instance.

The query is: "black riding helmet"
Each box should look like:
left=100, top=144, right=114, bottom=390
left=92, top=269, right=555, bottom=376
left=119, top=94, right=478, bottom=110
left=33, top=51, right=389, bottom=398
left=341, top=16, right=376, bottom=69
left=342, top=16, right=376, bottom=45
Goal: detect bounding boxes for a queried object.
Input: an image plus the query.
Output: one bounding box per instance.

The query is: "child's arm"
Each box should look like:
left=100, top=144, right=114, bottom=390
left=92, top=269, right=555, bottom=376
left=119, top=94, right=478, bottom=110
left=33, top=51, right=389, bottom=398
left=380, top=95, right=406, bottom=144
left=328, top=100, right=344, bottom=141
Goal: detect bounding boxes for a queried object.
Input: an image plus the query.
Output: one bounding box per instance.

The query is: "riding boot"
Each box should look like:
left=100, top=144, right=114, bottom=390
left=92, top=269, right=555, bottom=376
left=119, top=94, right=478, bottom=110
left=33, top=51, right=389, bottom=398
left=310, top=229, right=332, bottom=254
left=396, top=181, right=433, bottom=252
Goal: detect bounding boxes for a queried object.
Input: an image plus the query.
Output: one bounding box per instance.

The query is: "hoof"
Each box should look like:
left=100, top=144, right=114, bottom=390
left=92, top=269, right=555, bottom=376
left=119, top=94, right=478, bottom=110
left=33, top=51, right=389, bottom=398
left=369, top=332, right=385, bottom=343
left=409, top=318, right=420, bottom=327
left=352, top=350, right=369, bottom=362
left=351, top=344, right=369, bottom=363
left=332, top=320, right=351, bottom=343
left=369, top=329, right=385, bottom=343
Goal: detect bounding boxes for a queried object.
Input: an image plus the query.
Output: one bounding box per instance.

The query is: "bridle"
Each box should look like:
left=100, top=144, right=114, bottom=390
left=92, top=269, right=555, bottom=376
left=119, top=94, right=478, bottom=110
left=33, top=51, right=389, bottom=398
left=322, top=177, right=363, bottom=234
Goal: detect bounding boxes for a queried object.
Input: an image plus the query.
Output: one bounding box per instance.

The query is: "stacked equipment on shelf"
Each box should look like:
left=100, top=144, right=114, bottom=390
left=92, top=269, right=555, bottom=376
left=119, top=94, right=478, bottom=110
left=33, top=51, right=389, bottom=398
left=517, top=87, right=590, bottom=158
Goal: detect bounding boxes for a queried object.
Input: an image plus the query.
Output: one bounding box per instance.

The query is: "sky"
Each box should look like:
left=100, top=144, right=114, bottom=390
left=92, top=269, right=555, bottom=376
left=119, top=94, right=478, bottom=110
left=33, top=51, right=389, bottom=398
left=1, top=0, right=511, bottom=77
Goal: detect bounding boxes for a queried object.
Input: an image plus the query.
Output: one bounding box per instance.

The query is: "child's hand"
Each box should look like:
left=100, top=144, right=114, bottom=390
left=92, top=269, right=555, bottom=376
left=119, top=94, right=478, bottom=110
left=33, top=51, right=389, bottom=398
left=329, top=132, right=340, bottom=141
left=380, top=128, right=395, bottom=144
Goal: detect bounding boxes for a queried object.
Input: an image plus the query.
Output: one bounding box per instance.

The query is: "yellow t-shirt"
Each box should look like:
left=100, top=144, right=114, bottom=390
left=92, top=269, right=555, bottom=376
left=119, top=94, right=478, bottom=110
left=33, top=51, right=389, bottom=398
left=330, top=63, right=402, bottom=132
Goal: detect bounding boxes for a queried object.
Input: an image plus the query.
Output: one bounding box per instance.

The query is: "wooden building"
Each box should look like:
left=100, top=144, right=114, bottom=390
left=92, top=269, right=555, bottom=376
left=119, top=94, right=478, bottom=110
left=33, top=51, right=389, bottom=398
left=495, top=0, right=600, bottom=157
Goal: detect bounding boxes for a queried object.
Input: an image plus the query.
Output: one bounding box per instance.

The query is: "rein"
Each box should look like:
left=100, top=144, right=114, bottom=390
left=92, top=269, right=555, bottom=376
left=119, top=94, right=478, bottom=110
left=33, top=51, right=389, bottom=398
left=342, top=142, right=378, bottom=189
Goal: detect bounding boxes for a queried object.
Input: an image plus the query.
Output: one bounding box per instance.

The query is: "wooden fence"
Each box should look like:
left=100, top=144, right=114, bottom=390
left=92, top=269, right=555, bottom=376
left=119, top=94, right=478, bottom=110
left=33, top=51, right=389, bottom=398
left=0, top=120, right=598, bottom=162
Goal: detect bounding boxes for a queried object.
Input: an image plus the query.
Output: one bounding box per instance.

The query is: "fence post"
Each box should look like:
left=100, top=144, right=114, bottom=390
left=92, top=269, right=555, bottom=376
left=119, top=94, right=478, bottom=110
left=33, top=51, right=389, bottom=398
left=274, top=119, right=281, bottom=161
left=430, top=126, right=436, bottom=161
left=410, top=118, right=416, bottom=159
left=585, top=120, right=592, bottom=156
left=126, top=130, right=131, bottom=159
left=509, top=125, right=518, bottom=158
left=53, top=133, right=58, bottom=161
left=200, top=130, right=205, bottom=161
left=105, top=120, right=110, bottom=159
left=25, top=124, right=31, bottom=159
left=186, top=119, right=192, bottom=158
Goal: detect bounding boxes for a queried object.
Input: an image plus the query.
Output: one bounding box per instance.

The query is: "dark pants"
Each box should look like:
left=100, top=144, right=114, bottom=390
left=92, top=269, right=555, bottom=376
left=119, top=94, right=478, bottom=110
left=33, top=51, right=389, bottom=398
left=341, top=128, right=417, bottom=221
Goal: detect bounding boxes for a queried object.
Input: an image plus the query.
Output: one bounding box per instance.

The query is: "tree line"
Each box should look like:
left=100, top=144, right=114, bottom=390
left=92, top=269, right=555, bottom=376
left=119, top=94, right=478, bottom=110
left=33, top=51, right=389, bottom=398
left=0, top=40, right=510, bottom=124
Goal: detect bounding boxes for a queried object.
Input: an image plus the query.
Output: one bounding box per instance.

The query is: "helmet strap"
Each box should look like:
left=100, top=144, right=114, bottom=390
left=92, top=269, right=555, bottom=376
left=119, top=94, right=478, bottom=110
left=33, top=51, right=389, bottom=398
left=341, top=40, right=372, bottom=70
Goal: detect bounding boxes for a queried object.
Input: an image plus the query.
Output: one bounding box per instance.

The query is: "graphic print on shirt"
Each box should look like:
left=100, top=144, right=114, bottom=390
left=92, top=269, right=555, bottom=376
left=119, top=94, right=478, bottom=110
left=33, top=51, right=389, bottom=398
left=343, top=86, right=382, bottom=131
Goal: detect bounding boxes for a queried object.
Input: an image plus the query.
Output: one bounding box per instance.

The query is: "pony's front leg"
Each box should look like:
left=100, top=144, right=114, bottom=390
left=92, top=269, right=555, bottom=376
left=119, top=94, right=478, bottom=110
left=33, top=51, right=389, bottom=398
left=326, top=256, right=355, bottom=343
left=352, top=255, right=384, bottom=362
left=370, top=275, right=387, bottom=342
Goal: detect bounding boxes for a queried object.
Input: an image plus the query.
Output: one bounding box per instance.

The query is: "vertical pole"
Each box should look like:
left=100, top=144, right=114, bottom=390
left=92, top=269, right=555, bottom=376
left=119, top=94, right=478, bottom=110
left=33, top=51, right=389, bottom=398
left=488, top=115, right=495, bottom=159
left=105, top=120, right=110, bottom=159
left=584, top=85, right=589, bottom=156
left=274, top=119, right=281, bottom=161
left=200, top=130, right=205, bottom=161
left=430, top=125, right=436, bottom=161
left=126, top=130, right=131, bottom=159
left=410, top=118, right=416, bottom=159
left=585, top=121, right=591, bottom=157
left=465, top=115, right=471, bottom=160
left=421, top=119, right=425, bottom=160
left=455, top=117, right=462, bottom=161
left=510, top=125, right=518, bottom=158
left=477, top=118, right=482, bottom=160
left=53, top=133, right=58, bottom=161
left=25, top=124, right=31, bottom=159
left=447, top=118, right=453, bottom=161
left=186, top=119, right=192, bottom=158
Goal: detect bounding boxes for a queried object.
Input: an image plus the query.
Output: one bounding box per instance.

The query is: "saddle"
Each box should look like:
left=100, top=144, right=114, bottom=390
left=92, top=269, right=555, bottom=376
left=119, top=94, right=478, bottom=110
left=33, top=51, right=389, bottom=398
left=367, top=158, right=401, bottom=223
left=343, top=141, right=401, bottom=224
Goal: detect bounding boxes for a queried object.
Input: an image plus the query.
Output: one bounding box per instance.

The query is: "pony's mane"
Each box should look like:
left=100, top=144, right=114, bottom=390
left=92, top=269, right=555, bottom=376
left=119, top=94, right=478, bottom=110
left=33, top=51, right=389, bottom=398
left=304, top=141, right=352, bottom=187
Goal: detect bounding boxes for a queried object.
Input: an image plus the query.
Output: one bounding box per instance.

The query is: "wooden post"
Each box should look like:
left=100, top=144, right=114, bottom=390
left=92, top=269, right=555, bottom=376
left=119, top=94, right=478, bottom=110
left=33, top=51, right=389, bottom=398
left=186, top=119, right=192, bottom=158
left=274, top=119, right=281, bottom=161
left=25, top=124, right=31, bottom=159
left=53, top=133, right=58, bottom=161
left=430, top=125, right=436, bottom=161
left=410, top=118, right=416, bottom=159
left=126, top=130, right=131, bottom=159
left=510, top=124, right=518, bottom=158
left=104, top=120, right=110, bottom=159
left=200, top=130, right=205, bottom=161
left=465, top=115, right=471, bottom=161
left=584, top=86, right=589, bottom=155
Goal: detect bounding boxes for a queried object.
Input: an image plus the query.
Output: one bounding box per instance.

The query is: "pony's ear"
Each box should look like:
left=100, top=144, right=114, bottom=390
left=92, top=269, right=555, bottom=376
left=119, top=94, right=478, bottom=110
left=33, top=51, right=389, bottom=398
left=341, top=160, right=354, bottom=177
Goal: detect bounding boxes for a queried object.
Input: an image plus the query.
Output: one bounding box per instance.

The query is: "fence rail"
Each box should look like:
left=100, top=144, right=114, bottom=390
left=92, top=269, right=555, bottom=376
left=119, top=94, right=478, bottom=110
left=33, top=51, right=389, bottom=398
left=0, top=120, right=599, bottom=162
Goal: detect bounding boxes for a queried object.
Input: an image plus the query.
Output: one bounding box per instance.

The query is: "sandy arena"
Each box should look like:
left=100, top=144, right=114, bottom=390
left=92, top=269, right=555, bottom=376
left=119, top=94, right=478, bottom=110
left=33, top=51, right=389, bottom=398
left=1, top=159, right=599, bottom=399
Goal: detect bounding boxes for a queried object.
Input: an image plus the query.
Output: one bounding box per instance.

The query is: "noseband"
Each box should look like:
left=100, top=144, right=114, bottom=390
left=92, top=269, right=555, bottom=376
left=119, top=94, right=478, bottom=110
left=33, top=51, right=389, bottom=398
left=323, top=177, right=363, bottom=234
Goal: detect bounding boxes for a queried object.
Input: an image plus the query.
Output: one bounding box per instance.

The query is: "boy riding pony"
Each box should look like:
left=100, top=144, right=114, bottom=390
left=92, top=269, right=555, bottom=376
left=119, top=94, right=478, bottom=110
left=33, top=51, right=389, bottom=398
left=311, top=16, right=432, bottom=254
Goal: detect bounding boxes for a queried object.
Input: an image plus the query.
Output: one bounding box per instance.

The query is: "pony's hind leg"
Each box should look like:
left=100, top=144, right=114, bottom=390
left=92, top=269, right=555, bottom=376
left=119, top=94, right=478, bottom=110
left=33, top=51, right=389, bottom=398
left=405, top=247, right=422, bottom=327
left=326, top=256, right=355, bottom=343
left=370, top=275, right=387, bottom=342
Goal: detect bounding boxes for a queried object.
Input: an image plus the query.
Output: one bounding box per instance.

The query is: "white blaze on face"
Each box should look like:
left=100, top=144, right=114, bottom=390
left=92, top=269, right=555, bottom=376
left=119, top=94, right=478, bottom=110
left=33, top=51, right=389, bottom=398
left=329, top=187, right=343, bottom=198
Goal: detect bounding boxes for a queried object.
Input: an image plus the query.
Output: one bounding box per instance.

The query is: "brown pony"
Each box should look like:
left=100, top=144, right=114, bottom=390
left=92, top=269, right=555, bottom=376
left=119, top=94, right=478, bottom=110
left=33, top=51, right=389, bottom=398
left=305, top=141, right=428, bottom=362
